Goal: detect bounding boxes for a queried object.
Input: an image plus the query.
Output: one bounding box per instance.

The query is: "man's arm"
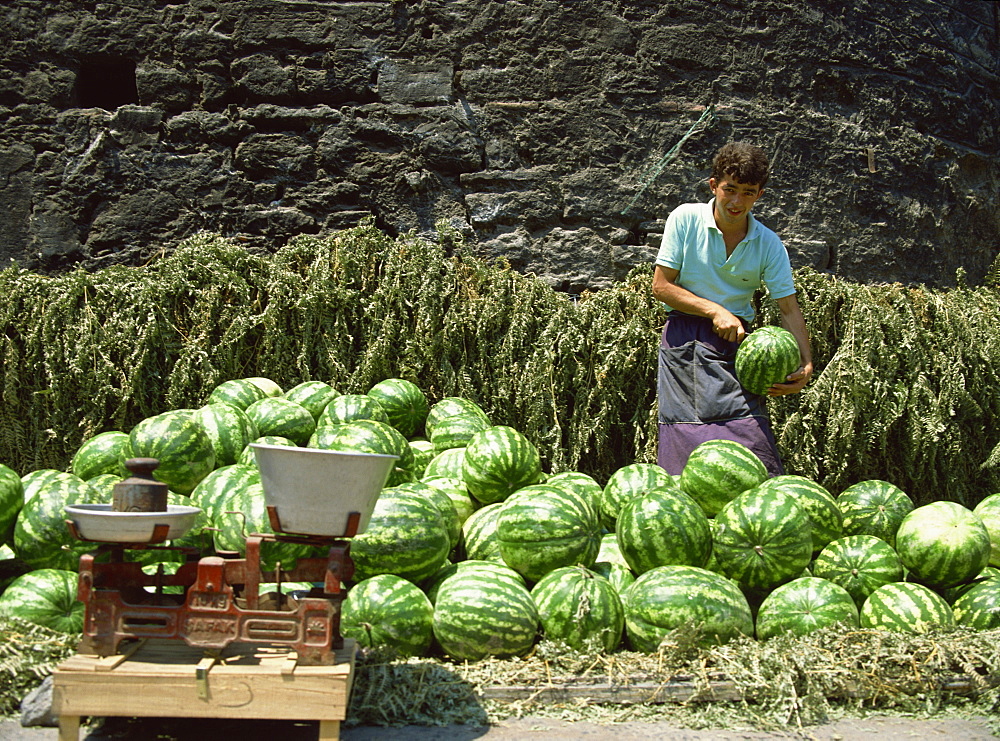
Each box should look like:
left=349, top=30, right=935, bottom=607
left=652, top=264, right=746, bottom=343
left=769, top=293, right=813, bottom=396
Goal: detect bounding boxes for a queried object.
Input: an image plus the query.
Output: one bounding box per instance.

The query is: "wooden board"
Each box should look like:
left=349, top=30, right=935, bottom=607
left=53, top=639, right=355, bottom=741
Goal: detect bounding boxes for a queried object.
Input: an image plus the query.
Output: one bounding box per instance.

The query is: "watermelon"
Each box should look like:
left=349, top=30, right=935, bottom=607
left=837, top=480, right=913, bottom=548
left=460, top=502, right=504, bottom=562
left=193, top=402, right=259, bottom=467
left=407, top=439, right=436, bottom=478
left=951, top=577, right=1000, bottom=629
left=384, top=481, right=462, bottom=550
left=21, top=469, right=75, bottom=502
left=70, top=430, right=130, bottom=480
left=622, top=565, right=754, bottom=651
left=680, top=439, right=768, bottom=517
left=422, top=447, right=466, bottom=480
left=207, top=378, right=268, bottom=410
left=596, top=532, right=630, bottom=569
left=0, top=463, right=23, bottom=545
left=752, top=475, right=842, bottom=553
left=432, top=569, right=539, bottom=660
left=367, top=378, right=429, bottom=438
left=15, top=472, right=101, bottom=570
left=0, top=569, right=83, bottom=633
left=125, top=410, right=216, bottom=495
left=462, top=426, right=542, bottom=505
left=894, top=501, right=991, bottom=589
left=735, top=325, right=801, bottom=396
left=422, top=559, right=525, bottom=604
left=421, top=476, right=475, bottom=525
left=496, top=484, right=601, bottom=581
left=425, top=397, right=490, bottom=438
left=597, top=463, right=675, bottom=531
left=973, top=492, right=1000, bottom=567
left=531, top=566, right=624, bottom=652
left=244, top=397, right=316, bottom=447
left=318, top=394, right=389, bottom=427
left=238, top=435, right=296, bottom=467
left=860, top=582, right=955, bottom=633
left=186, top=464, right=260, bottom=550
left=341, top=574, right=434, bottom=656
left=810, top=534, right=904, bottom=608
left=754, top=576, right=859, bottom=640
left=429, top=412, right=492, bottom=452
left=591, top=560, right=636, bottom=594
left=350, top=491, right=450, bottom=584
left=245, top=377, right=283, bottom=397
left=546, top=471, right=603, bottom=517
left=615, top=486, right=712, bottom=575
left=282, top=380, right=339, bottom=421
left=711, top=488, right=813, bottom=593
left=84, top=473, right=119, bottom=503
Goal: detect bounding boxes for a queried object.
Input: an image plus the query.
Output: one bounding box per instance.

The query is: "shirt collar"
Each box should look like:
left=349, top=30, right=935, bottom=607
left=704, top=198, right=759, bottom=240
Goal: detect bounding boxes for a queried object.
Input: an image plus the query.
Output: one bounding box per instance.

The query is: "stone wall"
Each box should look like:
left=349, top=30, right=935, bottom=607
left=1, top=0, right=997, bottom=291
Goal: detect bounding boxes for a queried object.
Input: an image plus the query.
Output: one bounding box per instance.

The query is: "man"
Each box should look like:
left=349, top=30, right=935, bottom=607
left=651, top=141, right=812, bottom=476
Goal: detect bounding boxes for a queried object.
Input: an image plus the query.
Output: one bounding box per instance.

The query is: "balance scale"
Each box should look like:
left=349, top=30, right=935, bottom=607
left=63, top=444, right=397, bottom=666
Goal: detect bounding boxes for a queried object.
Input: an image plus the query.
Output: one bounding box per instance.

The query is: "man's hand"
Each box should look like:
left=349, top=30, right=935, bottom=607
left=767, top=363, right=814, bottom=397
left=709, top=308, right=746, bottom=344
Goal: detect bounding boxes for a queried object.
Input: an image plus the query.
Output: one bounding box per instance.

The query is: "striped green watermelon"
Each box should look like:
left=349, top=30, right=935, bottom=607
left=810, top=534, right=904, bottom=608
left=735, top=325, right=801, bottom=396
left=942, top=566, right=1000, bottom=604
left=596, top=532, right=630, bottom=569
left=547, top=471, right=603, bottom=519
left=311, top=419, right=411, bottom=485
left=244, top=397, right=316, bottom=447
left=623, top=565, right=754, bottom=650
left=0, top=568, right=83, bottom=633
left=384, top=481, right=461, bottom=550
left=951, top=577, right=1000, bottom=629
left=531, top=566, right=624, bottom=652
left=432, top=569, right=539, bottom=660
left=711, top=488, right=813, bottom=593
left=350, top=491, right=450, bottom=584
left=282, top=380, right=339, bottom=421
left=860, top=582, right=955, bottom=633
left=680, top=439, right=768, bottom=517
left=597, top=463, right=675, bottom=531
left=425, top=397, right=490, bottom=438
left=22, top=469, right=85, bottom=502
left=125, top=410, right=216, bottom=496
left=460, top=502, right=504, bottom=562
left=184, top=464, right=260, bottom=553
left=84, top=473, right=119, bottom=503
left=422, top=559, right=525, bottom=604
left=591, top=560, right=636, bottom=594
left=70, top=431, right=130, bottom=480
left=421, top=476, right=475, bottom=526
left=212, top=482, right=317, bottom=571
left=615, top=486, right=712, bottom=574
left=0, top=463, right=23, bottom=545
left=430, top=412, right=492, bottom=452
left=318, top=394, right=389, bottom=427
left=207, top=378, right=268, bottom=410
left=367, top=378, right=429, bottom=438
left=238, top=435, right=296, bottom=467
left=837, top=480, right=913, bottom=548
left=754, top=576, right=859, bottom=640
left=407, top=439, right=436, bottom=478
left=462, top=426, right=542, bottom=505
left=15, top=472, right=101, bottom=570
left=422, top=447, right=466, bottom=480
left=894, top=501, right=991, bottom=589
left=341, top=574, right=434, bottom=657
left=973, top=492, right=1000, bottom=567
left=496, top=484, right=601, bottom=581
left=245, top=377, right=283, bottom=397
left=752, top=475, right=842, bottom=553
left=194, top=403, right=259, bottom=467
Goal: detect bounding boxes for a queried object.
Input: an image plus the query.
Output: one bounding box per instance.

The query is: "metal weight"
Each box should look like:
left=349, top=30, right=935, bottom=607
left=112, top=458, right=169, bottom=512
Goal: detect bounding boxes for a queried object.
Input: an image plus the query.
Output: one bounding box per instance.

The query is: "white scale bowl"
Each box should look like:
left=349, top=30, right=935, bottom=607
left=64, top=503, right=202, bottom=543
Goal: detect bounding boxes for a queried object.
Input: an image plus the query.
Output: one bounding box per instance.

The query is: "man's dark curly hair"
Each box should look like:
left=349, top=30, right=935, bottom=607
left=711, top=142, right=769, bottom=188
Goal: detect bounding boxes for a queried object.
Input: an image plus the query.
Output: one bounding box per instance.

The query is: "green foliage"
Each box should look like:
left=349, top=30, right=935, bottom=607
left=1, top=225, right=1000, bottom=507
left=0, top=616, right=77, bottom=715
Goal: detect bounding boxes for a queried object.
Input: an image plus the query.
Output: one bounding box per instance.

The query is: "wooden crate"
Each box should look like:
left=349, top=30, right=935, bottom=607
left=52, top=639, right=356, bottom=741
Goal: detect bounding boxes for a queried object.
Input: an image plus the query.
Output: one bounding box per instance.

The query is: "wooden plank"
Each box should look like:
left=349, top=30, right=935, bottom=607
left=481, top=679, right=742, bottom=705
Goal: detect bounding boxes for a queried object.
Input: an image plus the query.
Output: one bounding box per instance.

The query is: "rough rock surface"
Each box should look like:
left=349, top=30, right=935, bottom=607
left=0, top=0, right=997, bottom=291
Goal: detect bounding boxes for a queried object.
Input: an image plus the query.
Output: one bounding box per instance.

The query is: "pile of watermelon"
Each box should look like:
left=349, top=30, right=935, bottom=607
left=1, top=375, right=1000, bottom=661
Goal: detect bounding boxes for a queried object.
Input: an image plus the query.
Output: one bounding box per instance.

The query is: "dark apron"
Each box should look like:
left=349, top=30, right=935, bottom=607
left=657, top=312, right=783, bottom=477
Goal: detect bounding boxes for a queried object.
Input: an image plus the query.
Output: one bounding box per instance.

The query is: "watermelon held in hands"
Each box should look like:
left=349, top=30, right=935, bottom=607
left=0, top=568, right=83, bottom=633
left=531, top=565, right=624, bottom=652
left=754, top=576, right=859, bottom=640
left=680, top=439, right=768, bottom=517
left=735, top=325, right=800, bottom=395
left=340, top=574, right=434, bottom=657
left=894, top=501, right=991, bottom=589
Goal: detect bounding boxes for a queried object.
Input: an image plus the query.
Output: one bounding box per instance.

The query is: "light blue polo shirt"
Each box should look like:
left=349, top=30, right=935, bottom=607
left=656, top=199, right=795, bottom=322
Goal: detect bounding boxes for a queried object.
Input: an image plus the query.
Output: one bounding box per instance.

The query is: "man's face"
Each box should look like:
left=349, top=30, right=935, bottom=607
left=709, top=176, right=764, bottom=230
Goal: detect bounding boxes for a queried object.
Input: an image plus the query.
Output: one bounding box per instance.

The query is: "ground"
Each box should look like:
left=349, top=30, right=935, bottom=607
left=1, top=713, right=997, bottom=740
